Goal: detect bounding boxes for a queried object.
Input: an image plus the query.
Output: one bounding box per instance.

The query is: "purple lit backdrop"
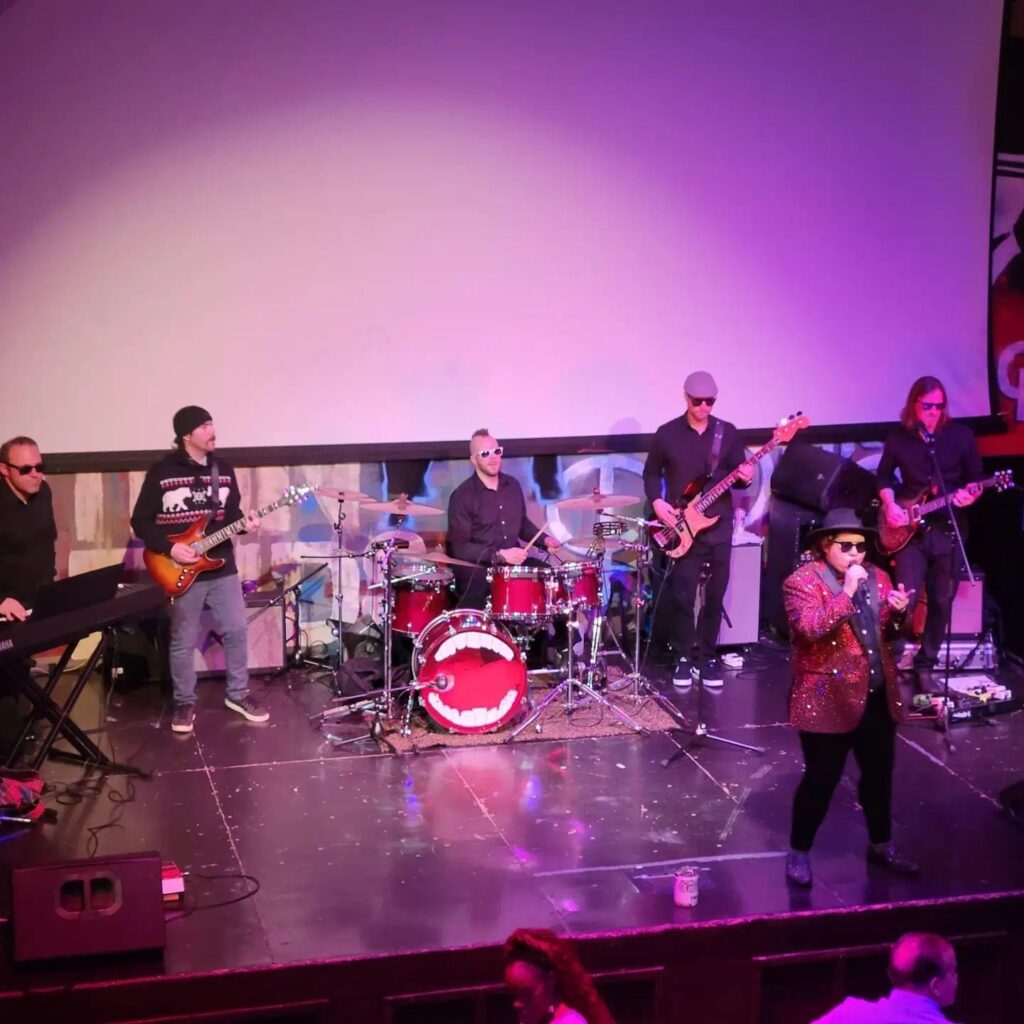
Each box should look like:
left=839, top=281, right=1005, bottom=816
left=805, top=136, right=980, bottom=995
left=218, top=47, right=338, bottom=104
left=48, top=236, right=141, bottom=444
left=0, top=1, right=1001, bottom=451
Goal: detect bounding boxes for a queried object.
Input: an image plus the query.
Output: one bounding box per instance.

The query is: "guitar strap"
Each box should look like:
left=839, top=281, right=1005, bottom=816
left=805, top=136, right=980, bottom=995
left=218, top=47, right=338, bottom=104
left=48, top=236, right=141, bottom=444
left=707, top=420, right=725, bottom=477
left=209, top=459, right=222, bottom=510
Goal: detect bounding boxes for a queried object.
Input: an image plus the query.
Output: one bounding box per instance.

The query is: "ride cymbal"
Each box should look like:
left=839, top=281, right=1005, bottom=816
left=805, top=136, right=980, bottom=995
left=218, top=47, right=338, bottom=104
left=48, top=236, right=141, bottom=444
left=360, top=494, right=445, bottom=516
left=314, top=486, right=374, bottom=502
left=554, top=491, right=640, bottom=511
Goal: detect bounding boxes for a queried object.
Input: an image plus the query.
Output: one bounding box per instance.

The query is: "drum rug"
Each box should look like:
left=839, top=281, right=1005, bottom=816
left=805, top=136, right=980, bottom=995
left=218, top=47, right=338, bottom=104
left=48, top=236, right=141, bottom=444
left=378, top=669, right=683, bottom=753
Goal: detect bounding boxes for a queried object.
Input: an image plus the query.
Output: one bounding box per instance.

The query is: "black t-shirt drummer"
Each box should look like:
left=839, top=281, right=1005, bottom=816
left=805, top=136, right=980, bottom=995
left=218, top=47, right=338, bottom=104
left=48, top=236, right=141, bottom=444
left=446, top=431, right=559, bottom=609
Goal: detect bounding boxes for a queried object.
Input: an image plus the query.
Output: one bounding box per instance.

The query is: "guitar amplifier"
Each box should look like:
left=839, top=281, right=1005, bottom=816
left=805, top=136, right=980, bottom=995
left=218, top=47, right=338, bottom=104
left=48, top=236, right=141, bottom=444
left=194, top=588, right=286, bottom=676
left=719, top=540, right=762, bottom=646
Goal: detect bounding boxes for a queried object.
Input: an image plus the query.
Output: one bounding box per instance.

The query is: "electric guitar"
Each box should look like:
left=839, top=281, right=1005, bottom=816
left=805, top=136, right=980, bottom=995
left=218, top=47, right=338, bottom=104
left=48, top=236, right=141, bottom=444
left=144, top=485, right=313, bottom=598
left=652, top=414, right=809, bottom=559
left=877, top=470, right=1014, bottom=555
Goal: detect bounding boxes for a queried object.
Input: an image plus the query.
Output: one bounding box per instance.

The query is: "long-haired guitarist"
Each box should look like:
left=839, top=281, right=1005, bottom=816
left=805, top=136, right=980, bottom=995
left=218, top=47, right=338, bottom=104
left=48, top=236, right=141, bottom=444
left=130, top=406, right=269, bottom=734
left=876, top=376, right=983, bottom=694
left=642, top=371, right=753, bottom=688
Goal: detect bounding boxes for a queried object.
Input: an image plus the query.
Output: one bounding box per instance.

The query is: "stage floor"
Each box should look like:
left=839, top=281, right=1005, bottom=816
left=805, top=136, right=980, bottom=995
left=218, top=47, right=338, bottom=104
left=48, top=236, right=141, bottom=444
left=2, top=645, right=1023, bottom=982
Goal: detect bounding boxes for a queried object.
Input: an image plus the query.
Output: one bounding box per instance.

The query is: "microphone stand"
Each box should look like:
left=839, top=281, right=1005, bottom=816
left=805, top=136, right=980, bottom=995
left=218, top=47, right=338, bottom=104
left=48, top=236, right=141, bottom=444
left=921, top=429, right=977, bottom=753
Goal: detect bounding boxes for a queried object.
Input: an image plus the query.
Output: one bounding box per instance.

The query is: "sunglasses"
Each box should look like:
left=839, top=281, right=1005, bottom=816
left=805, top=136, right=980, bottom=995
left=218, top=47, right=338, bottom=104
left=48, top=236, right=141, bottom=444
left=918, top=401, right=946, bottom=411
left=832, top=540, right=867, bottom=553
left=4, top=461, right=45, bottom=476
left=476, top=446, right=503, bottom=459
left=688, top=397, right=716, bottom=407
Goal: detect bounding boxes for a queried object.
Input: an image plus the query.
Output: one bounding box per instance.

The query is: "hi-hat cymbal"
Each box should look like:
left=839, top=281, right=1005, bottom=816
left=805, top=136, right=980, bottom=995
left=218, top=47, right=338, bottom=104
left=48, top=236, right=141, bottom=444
left=315, top=486, right=374, bottom=502
left=396, top=548, right=477, bottom=569
left=555, top=491, right=640, bottom=511
left=566, top=535, right=625, bottom=551
left=360, top=494, right=445, bottom=516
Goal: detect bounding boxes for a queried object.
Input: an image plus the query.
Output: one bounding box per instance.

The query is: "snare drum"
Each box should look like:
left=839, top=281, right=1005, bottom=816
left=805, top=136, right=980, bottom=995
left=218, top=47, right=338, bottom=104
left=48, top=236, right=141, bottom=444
left=554, top=560, right=602, bottom=612
left=391, top=568, right=454, bottom=636
left=412, top=610, right=527, bottom=733
left=487, top=565, right=553, bottom=623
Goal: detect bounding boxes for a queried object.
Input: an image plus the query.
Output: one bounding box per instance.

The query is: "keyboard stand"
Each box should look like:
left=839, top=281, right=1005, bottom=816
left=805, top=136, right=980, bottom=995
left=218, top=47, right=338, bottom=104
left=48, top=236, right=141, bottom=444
left=7, top=627, right=145, bottom=777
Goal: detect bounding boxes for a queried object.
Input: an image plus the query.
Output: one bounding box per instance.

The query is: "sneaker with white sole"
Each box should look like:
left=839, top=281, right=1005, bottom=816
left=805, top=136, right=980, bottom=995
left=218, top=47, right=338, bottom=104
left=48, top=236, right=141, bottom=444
left=672, top=657, right=695, bottom=688
left=697, top=658, right=724, bottom=688
left=224, top=694, right=270, bottom=722
left=171, top=703, right=196, bottom=734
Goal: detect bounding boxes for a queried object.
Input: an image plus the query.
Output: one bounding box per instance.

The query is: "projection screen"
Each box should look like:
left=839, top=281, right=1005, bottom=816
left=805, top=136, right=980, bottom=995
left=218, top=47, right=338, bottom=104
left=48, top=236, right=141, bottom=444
left=0, top=0, right=1002, bottom=453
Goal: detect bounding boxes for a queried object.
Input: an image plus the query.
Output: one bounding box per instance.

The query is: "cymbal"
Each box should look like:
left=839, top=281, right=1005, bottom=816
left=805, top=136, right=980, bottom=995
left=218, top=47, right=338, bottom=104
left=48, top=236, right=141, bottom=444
left=360, top=494, right=445, bottom=516
left=396, top=548, right=477, bottom=569
left=555, top=491, right=640, bottom=511
left=315, top=486, right=374, bottom=502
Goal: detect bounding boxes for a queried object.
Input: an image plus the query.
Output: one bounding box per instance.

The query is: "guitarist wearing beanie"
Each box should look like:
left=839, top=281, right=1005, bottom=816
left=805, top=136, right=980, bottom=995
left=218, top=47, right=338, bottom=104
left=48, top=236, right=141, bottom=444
left=131, top=406, right=269, bottom=734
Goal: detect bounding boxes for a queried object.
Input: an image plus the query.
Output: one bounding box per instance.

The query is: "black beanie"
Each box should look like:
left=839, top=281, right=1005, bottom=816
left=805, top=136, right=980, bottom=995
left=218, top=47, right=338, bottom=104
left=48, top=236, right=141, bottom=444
left=173, top=405, right=212, bottom=440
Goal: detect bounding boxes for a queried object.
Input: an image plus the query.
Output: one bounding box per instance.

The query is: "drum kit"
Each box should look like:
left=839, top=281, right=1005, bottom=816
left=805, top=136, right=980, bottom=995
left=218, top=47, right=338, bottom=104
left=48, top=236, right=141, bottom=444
left=306, top=487, right=689, bottom=746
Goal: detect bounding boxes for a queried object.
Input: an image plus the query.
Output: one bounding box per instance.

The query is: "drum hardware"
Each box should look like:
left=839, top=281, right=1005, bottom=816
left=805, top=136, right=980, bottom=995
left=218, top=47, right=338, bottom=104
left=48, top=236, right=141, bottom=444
left=504, top=555, right=648, bottom=740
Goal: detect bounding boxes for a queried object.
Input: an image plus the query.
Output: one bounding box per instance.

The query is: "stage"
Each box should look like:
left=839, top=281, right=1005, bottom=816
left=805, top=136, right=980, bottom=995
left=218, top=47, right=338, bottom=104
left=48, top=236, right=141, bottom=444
left=1, top=649, right=1023, bottom=1023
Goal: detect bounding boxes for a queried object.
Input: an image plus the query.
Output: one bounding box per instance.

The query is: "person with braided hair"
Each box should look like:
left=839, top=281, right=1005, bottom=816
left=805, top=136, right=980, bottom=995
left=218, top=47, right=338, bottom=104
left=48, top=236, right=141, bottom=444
left=503, top=928, right=616, bottom=1024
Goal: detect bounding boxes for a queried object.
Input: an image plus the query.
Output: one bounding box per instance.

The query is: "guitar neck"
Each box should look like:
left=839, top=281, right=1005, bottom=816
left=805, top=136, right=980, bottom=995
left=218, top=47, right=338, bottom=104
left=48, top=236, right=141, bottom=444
left=693, top=437, right=781, bottom=512
left=193, top=497, right=284, bottom=554
left=915, top=477, right=995, bottom=518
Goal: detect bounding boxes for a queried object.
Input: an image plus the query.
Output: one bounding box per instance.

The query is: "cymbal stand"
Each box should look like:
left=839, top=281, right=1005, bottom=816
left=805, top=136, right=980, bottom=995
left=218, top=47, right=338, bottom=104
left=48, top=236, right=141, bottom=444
left=663, top=561, right=764, bottom=766
left=599, top=514, right=691, bottom=729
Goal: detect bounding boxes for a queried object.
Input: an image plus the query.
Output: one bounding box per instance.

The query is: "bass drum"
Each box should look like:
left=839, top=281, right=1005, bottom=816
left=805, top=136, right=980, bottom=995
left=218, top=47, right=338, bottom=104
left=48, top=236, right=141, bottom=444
left=412, top=609, right=527, bottom=734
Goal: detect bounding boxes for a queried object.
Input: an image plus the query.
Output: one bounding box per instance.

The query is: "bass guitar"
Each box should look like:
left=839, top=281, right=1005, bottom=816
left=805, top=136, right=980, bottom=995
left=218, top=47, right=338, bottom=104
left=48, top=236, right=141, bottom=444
left=877, top=470, right=1014, bottom=555
left=144, top=485, right=313, bottom=598
left=652, top=414, right=809, bottom=559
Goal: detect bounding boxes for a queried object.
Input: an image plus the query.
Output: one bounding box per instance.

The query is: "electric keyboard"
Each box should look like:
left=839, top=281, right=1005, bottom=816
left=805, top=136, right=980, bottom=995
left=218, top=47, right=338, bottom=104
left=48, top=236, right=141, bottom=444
left=0, top=582, right=166, bottom=662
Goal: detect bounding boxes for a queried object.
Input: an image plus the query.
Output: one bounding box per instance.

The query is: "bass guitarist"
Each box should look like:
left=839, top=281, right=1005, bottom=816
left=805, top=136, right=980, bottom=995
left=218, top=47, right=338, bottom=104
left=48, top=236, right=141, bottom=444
left=643, top=371, right=752, bottom=688
left=876, top=376, right=982, bottom=694
left=131, top=406, right=269, bottom=733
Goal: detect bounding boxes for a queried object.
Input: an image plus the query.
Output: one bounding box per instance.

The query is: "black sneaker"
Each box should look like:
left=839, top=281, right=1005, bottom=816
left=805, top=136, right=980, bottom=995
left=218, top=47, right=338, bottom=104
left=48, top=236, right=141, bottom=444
left=224, top=694, right=270, bottom=723
left=171, top=703, right=196, bottom=734
left=697, top=658, right=724, bottom=688
left=672, top=657, right=694, bottom=688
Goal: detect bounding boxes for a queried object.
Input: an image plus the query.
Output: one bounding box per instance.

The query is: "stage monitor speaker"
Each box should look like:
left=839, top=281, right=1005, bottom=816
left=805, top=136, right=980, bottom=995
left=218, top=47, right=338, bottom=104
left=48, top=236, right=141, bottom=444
left=195, top=588, right=286, bottom=676
left=771, top=441, right=877, bottom=514
left=9, top=851, right=165, bottom=962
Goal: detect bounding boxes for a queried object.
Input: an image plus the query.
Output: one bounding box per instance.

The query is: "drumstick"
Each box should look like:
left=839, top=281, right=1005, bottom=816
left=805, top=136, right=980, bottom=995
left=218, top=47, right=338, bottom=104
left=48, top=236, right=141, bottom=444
left=522, top=523, right=552, bottom=551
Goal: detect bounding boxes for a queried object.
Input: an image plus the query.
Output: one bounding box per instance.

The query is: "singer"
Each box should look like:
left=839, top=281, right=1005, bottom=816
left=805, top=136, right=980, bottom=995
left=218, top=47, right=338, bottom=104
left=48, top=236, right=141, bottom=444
left=876, top=376, right=983, bottom=693
left=782, top=508, right=915, bottom=888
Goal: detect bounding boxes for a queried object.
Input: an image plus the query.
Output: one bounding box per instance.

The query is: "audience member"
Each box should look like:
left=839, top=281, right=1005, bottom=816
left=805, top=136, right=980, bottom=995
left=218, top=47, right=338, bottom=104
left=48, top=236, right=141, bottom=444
left=503, top=928, right=616, bottom=1024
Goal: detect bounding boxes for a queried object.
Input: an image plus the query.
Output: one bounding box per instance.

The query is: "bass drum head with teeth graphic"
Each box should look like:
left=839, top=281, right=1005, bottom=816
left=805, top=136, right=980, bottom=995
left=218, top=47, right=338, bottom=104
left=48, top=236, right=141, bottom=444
left=413, top=610, right=527, bottom=734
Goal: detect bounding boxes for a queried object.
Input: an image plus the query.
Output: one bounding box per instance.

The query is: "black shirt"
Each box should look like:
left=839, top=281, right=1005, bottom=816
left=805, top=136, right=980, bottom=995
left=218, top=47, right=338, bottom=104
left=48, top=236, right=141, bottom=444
left=0, top=480, right=57, bottom=606
left=447, top=472, right=542, bottom=567
left=642, top=414, right=746, bottom=542
left=876, top=422, right=982, bottom=527
left=130, top=449, right=243, bottom=579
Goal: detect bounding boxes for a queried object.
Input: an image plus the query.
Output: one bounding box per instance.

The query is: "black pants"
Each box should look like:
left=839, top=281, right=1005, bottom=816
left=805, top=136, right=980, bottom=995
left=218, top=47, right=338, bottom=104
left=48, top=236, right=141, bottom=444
left=656, top=536, right=731, bottom=663
left=790, top=687, right=895, bottom=851
left=892, top=528, right=957, bottom=668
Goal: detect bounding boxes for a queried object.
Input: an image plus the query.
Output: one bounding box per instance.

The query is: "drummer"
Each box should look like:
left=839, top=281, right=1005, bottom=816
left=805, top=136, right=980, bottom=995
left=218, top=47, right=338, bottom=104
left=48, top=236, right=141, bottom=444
left=447, top=429, right=561, bottom=609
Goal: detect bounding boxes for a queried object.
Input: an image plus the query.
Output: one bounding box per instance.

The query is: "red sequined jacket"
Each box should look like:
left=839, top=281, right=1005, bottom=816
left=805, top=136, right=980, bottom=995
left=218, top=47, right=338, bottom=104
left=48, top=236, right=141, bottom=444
left=783, top=561, right=904, bottom=734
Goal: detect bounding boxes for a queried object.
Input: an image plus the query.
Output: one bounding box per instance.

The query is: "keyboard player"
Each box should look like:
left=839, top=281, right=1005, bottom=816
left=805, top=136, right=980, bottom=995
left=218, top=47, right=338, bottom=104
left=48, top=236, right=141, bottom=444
left=0, top=435, right=57, bottom=760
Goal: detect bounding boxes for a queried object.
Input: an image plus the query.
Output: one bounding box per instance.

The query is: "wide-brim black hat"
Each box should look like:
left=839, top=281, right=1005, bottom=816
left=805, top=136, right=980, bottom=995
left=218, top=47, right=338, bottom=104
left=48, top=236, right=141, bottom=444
left=804, top=507, right=876, bottom=546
